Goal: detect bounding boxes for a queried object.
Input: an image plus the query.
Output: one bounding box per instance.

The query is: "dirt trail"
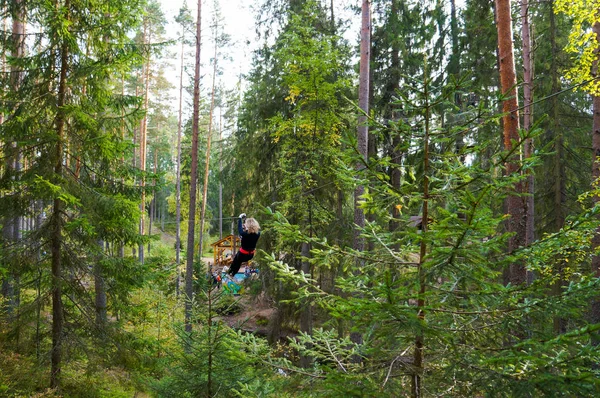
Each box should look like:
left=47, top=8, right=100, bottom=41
left=220, top=293, right=276, bottom=336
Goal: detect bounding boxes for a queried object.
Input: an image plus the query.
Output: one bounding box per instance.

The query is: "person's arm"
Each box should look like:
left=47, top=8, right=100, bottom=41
left=238, top=216, right=245, bottom=236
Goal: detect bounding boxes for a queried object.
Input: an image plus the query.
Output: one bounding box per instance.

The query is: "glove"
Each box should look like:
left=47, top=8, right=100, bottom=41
left=239, top=213, right=246, bottom=219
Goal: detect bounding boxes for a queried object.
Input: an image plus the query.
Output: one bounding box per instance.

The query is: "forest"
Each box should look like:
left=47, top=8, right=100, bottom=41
left=1, top=0, right=600, bottom=396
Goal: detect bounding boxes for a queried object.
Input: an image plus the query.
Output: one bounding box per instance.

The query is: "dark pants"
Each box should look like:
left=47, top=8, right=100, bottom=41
left=229, top=251, right=254, bottom=276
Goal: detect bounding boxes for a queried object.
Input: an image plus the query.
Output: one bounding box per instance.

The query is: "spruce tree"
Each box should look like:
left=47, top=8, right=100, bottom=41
left=0, top=0, right=144, bottom=388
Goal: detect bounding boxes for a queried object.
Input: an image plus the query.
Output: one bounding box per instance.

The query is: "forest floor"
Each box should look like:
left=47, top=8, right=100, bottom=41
left=219, top=292, right=275, bottom=337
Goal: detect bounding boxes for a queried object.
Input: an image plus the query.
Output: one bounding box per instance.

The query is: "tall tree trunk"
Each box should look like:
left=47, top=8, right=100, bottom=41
left=95, top=240, right=107, bottom=328
left=549, top=0, right=567, bottom=334
left=495, top=0, right=525, bottom=286
left=520, top=0, right=534, bottom=234
left=449, top=0, right=464, bottom=159
left=198, top=22, right=218, bottom=266
left=51, top=1, right=70, bottom=385
left=1, top=11, right=5, bottom=124
left=388, top=0, right=402, bottom=240
left=119, top=77, right=126, bottom=259
left=521, top=0, right=535, bottom=285
left=412, top=58, right=430, bottom=398
left=148, top=149, right=157, bottom=254
left=219, top=110, right=223, bottom=240
left=176, top=21, right=185, bottom=297
left=11, top=0, right=25, bottom=351
left=185, top=0, right=202, bottom=333
left=330, top=0, right=334, bottom=33
left=550, top=6, right=565, bottom=233
left=351, top=0, right=370, bottom=361
left=354, top=0, right=370, bottom=253
left=139, top=18, right=150, bottom=265
left=93, top=34, right=109, bottom=327
left=2, top=0, right=25, bottom=321
left=35, top=200, right=43, bottom=359
left=590, top=19, right=600, bottom=347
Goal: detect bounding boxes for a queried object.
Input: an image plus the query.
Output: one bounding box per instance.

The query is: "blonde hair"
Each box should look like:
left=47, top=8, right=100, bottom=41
left=245, top=217, right=260, bottom=234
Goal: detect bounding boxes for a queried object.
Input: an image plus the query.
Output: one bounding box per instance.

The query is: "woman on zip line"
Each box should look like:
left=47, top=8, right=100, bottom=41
left=228, top=213, right=261, bottom=278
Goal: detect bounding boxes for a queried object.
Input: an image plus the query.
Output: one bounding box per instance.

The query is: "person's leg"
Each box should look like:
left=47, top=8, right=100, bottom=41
left=229, top=252, right=253, bottom=276
left=229, top=251, right=243, bottom=276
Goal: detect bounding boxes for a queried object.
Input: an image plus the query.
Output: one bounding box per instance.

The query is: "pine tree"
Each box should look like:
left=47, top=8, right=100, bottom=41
left=185, top=0, right=202, bottom=333
left=175, top=2, right=194, bottom=297
left=495, top=0, right=527, bottom=286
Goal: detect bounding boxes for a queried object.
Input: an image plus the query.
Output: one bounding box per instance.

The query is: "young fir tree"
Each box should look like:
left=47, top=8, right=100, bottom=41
left=151, top=279, right=273, bottom=397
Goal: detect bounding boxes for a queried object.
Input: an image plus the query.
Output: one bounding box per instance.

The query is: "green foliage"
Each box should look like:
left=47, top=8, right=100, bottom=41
left=555, top=0, right=600, bottom=95
left=258, top=68, right=600, bottom=396
left=150, top=286, right=273, bottom=397
left=1, top=0, right=599, bottom=396
left=214, top=293, right=244, bottom=316
left=0, top=0, right=152, bottom=391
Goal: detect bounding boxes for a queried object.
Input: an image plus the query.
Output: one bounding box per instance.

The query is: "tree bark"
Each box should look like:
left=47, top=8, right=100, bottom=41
left=95, top=240, right=107, bottom=328
left=449, top=0, right=465, bottom=159
left=2, top=0, right=25, bottom=320
left=590, top=19, right=600, bottom=344
left=351, top=0, right=370, bottom=357
left=520, top=0, right=535, bottom=284
left=412, top=59, right=431, bottom=398
left=185, top=0, right=202, bottom=333
left=549, top=0, right=567, bottom=334
left=198, top=22, right=218, bottom=266
left=0, top=12, right=5, bottom=124
left=176, top=20, right=185, bottom=297
left=148, top=149, right=157, bottom=254
left=387, top=0, right=402, bottom=240
left=495, top=0, right=525, bottom=286
left=551, top=5, right=565, bottom=233
left=51, top=0, right=70, bottom=386
left=219, top=110, right=223, bottom=240
left=138, top=18, right=150, bottom=265
left=354, top=0, right=370, bottom=254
